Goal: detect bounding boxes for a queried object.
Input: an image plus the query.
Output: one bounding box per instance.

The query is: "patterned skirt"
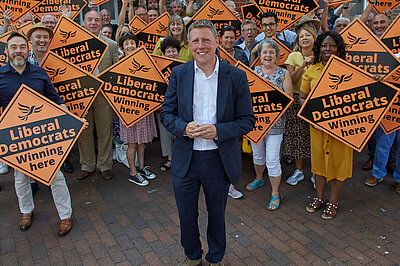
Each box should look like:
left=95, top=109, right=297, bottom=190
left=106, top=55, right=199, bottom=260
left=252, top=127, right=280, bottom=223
left=283, top=93, right=311, bottom=159
left=119, top=113, right=157, bottom=144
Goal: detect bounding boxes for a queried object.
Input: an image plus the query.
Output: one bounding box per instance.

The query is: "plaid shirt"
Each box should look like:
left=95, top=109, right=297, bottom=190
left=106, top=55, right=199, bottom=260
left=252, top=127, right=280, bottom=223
left=28, top=50, right=39, bottom=66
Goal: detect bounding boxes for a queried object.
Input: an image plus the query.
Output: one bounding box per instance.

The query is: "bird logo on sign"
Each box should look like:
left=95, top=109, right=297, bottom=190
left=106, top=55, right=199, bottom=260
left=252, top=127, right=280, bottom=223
left=346, top=32, right=368, bottom=49
left=60, top=30, right=77, bottom=44
left=391, top=69, right=400, bottom=81
left=208, top=6, right=224, bottom=18
left=248, top=80, right=255, bottom=87
left=156, top=22, right=168, bottom=34
left=18, top=103, right=43, bottom=121
left=45, top=66, right=67, bottom=81
left=328, top=73, right=353, bottom=90
left=129, top=58, right=151, bottom=74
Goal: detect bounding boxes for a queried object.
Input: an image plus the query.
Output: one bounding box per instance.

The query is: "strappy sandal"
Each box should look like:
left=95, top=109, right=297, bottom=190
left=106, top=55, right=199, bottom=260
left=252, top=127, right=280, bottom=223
left=246, top=179, right=264, bottom=192
left=306, top=197, right=325, bottom=213
left=267, top=194, right=281, bottom=211
left=160, top=160, right=171, bottom=172
left=321, top=202, right=338, bottom=220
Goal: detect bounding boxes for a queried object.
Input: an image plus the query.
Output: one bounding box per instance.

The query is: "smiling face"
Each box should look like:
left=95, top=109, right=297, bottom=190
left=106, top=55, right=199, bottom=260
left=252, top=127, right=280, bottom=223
left=100, top=9, right=111, bottom=25
left=372, top=14, right=389, bottom=37
left=122, top=39, right=137, bottom=56
left=320, top=35, right=338, bottom=65
left=189, top=27, right=218, bottom=68
left=170, top=22, right=183, bottom=38
left=101, top=26, right=113, bottom=39
left=298, top=28, right=314, bottom=49
left=6, top=36, right=28, bottom=68
left=30, top=29, right=50, bottom=54
left=261, top=17, right=277, bottom=38
left=221, top=30, right=235, bottom=51
left=260, top=45, right=277, bottom=67
left=164, top=47, right=179, bottom=59
left=84, top=11, right=102, bottom=36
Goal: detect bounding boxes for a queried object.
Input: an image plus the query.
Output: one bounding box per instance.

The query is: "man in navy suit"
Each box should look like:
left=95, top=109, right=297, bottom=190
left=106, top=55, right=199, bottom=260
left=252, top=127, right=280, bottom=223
left=161, top=20, right=255, bottom=266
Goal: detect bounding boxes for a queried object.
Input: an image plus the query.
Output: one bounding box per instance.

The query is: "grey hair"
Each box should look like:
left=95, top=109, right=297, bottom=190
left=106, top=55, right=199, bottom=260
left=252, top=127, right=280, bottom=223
left=334, top=17, right=350, bottom=27
left=170, top=0, right=186, bottom=8
left=258, top=39, right=280, bottom=57
left=187, top=19, right=218, bottom=41
left=241, top=19, right=257, bottom=32
left=41, top=13, right=57, bottom=22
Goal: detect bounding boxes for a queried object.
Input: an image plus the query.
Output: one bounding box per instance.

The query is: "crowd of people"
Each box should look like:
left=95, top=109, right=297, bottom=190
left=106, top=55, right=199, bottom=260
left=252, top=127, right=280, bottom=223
left=0, top=0, right=400, bottom=265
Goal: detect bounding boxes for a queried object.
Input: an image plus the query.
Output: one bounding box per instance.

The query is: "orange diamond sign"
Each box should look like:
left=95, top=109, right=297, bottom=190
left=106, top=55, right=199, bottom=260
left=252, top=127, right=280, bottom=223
left=33, top=0, right=88, bottom=21
left=0, top=85, right=85, bottom=185
left=341, top=17, right=400, bottom=77
left=48, top=16, right=109, bottom=74
left=186, top=0, right=242, bottom=41
left=236, top=61, right=293, bottom=145
left=129, top=15, right=147, bottom=34
left=136, top=12, right=170, bottom=52
left=41, top=51, right=104, bottom=118
left=0, top=0, right=43, bottom=23
left=99, top=47, right=168, bottom=127
left=380, top=13, right=400, bottom=55
left=298, top=55, right=399, bottom=152
left=381, top=67, right=400, bottom=134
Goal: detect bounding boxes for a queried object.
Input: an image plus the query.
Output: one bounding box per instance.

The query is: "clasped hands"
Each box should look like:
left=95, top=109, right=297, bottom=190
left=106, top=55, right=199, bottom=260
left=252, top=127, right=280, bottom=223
left=184, top=121, right=217, bottom=139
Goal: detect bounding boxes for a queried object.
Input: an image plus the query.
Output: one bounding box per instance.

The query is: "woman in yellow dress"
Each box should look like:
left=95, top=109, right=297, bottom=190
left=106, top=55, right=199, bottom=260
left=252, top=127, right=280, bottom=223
left=299, top=31, right=351, bottom=219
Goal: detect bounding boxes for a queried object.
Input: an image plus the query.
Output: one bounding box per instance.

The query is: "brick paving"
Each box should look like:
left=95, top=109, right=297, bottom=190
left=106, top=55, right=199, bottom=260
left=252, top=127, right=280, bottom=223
left=0, top=141, right=399, bottom=265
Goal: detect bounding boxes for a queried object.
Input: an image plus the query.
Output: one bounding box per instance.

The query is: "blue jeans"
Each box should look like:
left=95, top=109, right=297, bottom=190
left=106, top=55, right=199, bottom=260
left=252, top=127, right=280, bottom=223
left=372, top=126, right=400, bottom=182
left=367, top=129, right=398, bottom=165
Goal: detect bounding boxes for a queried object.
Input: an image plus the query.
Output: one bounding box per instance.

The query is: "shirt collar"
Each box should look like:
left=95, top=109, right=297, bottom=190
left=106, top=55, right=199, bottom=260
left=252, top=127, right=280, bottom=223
left=194, top=55, right=219, bottom=77
left=1, top=61, right=31, bottom=73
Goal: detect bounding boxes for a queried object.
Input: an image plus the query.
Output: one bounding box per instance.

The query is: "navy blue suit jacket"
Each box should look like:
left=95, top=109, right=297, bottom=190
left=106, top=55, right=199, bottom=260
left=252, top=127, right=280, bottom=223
left=160, top=60, right=256, bottom=184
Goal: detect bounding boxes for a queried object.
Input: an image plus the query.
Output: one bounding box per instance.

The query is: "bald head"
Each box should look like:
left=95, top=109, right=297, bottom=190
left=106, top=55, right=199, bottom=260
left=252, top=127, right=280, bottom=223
left=41, top=14, right=57, bottom=30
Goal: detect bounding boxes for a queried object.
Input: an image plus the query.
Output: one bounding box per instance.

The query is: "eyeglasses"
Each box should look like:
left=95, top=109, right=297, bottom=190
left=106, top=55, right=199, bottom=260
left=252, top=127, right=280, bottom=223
left=261, top=23, right=276, bottom=28
left=242, top=28, right=257, bottom=32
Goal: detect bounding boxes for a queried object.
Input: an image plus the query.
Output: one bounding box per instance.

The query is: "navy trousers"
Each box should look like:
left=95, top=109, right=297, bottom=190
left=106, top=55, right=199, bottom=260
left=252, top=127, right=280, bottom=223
left=173, top=150, right=230, bottom=263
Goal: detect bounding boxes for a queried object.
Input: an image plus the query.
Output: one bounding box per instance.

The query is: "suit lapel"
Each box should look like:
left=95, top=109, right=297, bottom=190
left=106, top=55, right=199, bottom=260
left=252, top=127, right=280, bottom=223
left=184, top=62, right=194, bottom=121
left=217, top=63, right=230, bottom=122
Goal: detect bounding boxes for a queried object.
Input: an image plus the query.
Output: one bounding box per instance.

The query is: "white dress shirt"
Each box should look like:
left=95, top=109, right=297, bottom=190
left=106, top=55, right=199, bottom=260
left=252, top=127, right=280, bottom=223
left=193, top=57, right=219, bottom=151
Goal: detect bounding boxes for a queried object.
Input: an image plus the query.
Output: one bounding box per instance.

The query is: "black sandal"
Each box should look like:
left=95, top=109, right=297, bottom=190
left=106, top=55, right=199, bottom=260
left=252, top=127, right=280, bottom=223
left=160, top=160, right=171, bottom=172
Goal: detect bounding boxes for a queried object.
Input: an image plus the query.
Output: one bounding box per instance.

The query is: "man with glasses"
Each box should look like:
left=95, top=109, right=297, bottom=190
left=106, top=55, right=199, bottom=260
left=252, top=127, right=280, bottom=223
left=237, top=20, right=257, bottom=61
left=250, top=12, right=293, bottom=64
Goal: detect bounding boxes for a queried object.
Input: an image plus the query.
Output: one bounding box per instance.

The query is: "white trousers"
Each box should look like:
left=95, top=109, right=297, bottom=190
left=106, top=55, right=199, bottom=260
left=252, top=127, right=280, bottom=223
left=251, top=134, right=283, bottom=177
left=14, top=170, right=72, bottom=220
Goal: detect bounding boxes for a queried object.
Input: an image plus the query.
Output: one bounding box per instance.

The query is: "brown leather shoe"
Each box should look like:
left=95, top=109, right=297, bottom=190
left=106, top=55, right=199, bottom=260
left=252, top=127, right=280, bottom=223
left=101, top=169, right=113, bottom=180
left=364, top=176, right=383, bottom=187
left=19, top=212, right=33, bottom=231
left=362, top=156, right=374, bottom=170
left=77, top=170, right=91, bottom=180
left=396, top=182, right=400, bottom=194
left=58, top=217, right=72, bottom=236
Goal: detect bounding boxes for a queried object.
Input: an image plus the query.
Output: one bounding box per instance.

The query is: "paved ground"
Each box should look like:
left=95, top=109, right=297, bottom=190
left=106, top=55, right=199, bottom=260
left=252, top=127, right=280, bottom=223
left=0, top=140, right=399, bottom=265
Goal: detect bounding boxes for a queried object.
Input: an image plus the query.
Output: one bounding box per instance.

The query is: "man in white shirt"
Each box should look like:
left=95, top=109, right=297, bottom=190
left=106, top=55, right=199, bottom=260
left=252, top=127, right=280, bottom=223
left=161, top=19, right=255, bottom=266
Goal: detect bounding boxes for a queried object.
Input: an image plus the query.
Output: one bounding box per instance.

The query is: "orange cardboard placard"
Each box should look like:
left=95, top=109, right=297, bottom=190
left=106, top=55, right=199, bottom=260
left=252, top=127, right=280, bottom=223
left=150, top=54, right=184, bottom=83
left=90, top=0, right=109, bottom=6
left=380, top=13, right=400, bottom=55
left=0, top=85, right=85, bottom=185
left=381, top=67, right=400, bottom=134
left=186, top=0, right=242, bottom=41
left=218, top=46, right=237, bottom=65
left=328, top=0, right=352, bottom=9
left=235, top=61, right=293, bottom=145
left=298, top=55, right=399, bottom=152
left=135, top=12, right=170, bottom=52
left=99, top=47, right=168, bottom=127
left=341, top=17, right=400, bottom=77
left=129, top=15, right=147, bottom=34
left=48, top=16, right=109, bottom=74
left=41, top=51, right=104, bottom=118
left=0, top=0, right=43, bottom=23
left=0, top=21, right=34, bottom=67
left=33, top=0, right=88, bottom=21
left=241, top=4, right=262, bottom=35
left=254, top=0, right=319, bottom=32
left=250, top=37, right=292, bottom=68
left=372, top=0, right=400, bottom=14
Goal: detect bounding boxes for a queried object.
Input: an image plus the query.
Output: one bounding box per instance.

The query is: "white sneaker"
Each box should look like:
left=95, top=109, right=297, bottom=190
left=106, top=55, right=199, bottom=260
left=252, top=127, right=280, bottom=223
left=286, top=169, right=304, bottom=185
left=0, top=162, right=8, bottom=175
left=228, top=184, right=243, bottom=199
left=311, top=174, right=316, bottom=189
left=138, top=166, right=156, bottom=180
